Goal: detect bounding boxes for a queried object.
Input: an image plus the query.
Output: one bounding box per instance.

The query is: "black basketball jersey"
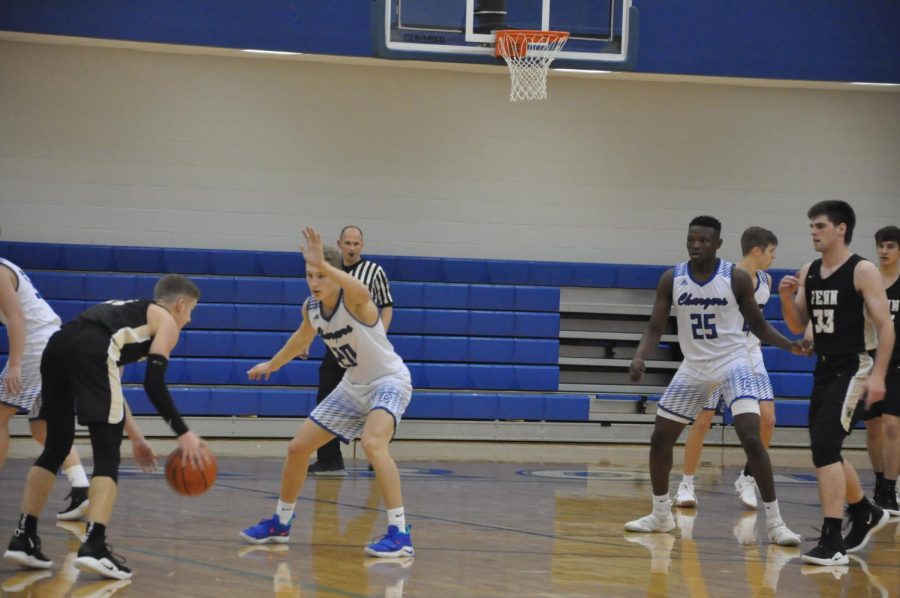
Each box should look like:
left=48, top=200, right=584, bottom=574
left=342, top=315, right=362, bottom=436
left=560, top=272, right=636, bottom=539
left=77, top=300, right=157, bottom=365
left=805, top=254, right=876, bottom=356
left=887, top=276, right=900, bottom=362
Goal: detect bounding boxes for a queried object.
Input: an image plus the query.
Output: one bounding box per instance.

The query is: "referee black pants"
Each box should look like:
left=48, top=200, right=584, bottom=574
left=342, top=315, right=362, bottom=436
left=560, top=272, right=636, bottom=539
left=316, top=350, right=346, bottom=464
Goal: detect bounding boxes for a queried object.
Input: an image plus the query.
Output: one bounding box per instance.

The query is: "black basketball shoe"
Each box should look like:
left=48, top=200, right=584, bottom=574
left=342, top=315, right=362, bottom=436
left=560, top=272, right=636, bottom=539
left=844, top=503, right=889, bottom=553
left=872, top=479, right=885, bottom=507
left=3, top=530, right=53, bottom=569
left=74, top=541, right=132, bottom=580
left=800, top=534, right=848, bottom=566
left=873, top=483, right=900, bottom=517
left=57, top=486, right=90, bottom=521
left=307, top=459, right=346, bottom=476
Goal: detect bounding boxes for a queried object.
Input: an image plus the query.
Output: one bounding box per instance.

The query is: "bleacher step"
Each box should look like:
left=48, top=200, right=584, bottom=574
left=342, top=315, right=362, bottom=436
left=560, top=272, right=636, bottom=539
left=560, top=330, right=679, bottom=343
left=588, top=413, right=658, bottom=423
left=559, top=357, right=680, bottom=369
left=561, top=302, right=657, bottom=316
left=561, top=383, right=668, bottom=394
left=590, top=397, right=638, bottom=414
left=9, top=415, right=860, bottom=449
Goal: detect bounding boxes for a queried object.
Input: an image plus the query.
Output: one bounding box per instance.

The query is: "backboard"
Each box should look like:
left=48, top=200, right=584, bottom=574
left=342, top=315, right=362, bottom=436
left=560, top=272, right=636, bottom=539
left=373, top=0, right=639, bottom=70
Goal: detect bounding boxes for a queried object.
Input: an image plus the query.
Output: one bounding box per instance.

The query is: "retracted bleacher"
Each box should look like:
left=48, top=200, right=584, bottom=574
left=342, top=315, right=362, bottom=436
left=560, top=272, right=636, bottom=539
left=1, top=241, right=823, bottom=444
left=0, top=242, right=584, bottom=433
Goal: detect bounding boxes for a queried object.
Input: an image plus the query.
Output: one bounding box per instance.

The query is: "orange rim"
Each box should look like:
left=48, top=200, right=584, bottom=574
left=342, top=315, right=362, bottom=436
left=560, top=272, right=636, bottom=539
left=495, top=30, right=570, bottom=59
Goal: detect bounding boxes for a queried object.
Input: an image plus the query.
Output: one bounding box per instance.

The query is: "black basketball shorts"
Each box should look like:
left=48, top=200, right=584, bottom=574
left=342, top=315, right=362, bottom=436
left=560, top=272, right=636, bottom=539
left=810, top=353, right=873, bottom=435
left=39, top=321, right=126, bottom=426
left=863, top=358, right=900, bottom=420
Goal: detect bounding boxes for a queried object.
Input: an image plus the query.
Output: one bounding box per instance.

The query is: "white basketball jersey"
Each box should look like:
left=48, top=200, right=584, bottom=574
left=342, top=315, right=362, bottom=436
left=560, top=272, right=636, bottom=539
left=743, top=270, right=771, bottom=354
left=672, top=259, right=746, bottom=364
left=307, top=293, right=404, bottom=385
left=0, top=258, right=61, bottom=355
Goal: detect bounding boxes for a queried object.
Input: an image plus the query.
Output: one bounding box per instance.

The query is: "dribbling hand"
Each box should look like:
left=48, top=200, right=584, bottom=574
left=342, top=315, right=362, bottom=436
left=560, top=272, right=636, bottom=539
left=177, top=430, right=210, bottom=470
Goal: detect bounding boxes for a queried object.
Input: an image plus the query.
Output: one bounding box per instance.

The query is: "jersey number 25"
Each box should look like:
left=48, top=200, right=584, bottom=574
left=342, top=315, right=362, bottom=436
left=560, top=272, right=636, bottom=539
left=690, top=313, right=718, bottom=339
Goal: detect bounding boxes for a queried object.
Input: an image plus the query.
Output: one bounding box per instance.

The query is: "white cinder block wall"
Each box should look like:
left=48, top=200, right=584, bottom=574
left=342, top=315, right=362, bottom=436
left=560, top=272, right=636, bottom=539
left=1, top=41, right=898, bottom=270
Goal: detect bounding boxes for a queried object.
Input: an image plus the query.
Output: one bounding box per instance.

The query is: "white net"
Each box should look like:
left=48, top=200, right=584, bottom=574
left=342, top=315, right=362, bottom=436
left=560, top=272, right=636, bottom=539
left=496, top=31, right=569, bottom=102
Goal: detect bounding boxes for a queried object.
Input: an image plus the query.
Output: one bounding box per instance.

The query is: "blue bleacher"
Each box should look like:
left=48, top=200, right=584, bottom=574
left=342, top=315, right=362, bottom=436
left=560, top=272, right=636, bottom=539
left=2, top=241, right=666, bottom=288
left=645, top=395, right=843, bottom=430
left=28, top=271, right=559, bottom=312
left=147, top=302, right=558, bottom=338
left=720, top=399, right=865, bottom=430
left=1, top=241, right=825, bottom=426
left=2, top=241, right=816, bottom=294
left=122, top=387, right=588, bottom=421
left=0, top=333, right=560, bottom=366
left=772, top=401, right=815, bottom=427
left=0, top=352, right=560, bottom=392
left=761, top=347, right=815, bottom=372
left=768, top=373, right=812, bottom=398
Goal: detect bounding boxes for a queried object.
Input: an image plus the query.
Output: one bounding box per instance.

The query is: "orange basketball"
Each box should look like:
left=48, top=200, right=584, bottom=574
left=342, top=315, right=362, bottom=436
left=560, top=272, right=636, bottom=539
left=165, top=446, right=217, bottom=496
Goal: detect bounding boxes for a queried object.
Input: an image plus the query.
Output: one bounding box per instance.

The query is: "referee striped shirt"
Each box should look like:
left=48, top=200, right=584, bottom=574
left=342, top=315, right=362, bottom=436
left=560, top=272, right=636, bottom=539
left=344, top=258, right=393, bottom=308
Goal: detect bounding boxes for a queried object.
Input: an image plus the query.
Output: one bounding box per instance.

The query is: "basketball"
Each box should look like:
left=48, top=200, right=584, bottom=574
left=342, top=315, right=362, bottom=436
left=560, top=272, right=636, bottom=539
left=165, top=447, right=217, bottom=496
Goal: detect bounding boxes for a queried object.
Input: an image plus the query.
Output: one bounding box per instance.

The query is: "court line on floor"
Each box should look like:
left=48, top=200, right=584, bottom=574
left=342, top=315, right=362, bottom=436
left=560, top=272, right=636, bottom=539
left=0, top=542, right=369, bottom=598
left=210, top=480, right=826, bottom=560
left=0, top=467, right=860, bottom=561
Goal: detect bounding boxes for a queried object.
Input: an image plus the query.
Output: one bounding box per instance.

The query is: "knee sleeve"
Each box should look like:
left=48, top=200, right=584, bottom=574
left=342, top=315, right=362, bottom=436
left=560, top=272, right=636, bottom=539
left=34, top=414, right=74, bottom=474
left=810, top=424, right=844, bottom=468
left=35, top=436, right=73, bottom=474
left=88, top=421, right=125, bottom=483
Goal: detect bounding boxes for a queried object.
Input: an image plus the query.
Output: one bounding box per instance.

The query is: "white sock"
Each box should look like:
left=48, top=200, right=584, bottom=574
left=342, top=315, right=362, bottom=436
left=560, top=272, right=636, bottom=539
left=763, top=500, right=781, bottom=524
left=64, top=465, right=89, bottom=488
left=682, top=474, right=694, bottom=484
left=652, top=494, right=671, bottom=516
left=276, top=499, right=295, bottom=525
left=387, top=507, right=406, bottom=530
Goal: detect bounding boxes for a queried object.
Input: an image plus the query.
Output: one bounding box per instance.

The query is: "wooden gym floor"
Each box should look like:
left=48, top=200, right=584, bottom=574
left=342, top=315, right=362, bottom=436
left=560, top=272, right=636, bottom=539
left=1, top=454, right=898, bottom=597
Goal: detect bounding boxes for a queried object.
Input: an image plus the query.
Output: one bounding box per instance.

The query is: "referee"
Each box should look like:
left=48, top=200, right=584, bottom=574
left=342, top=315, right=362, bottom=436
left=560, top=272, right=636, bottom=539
left=308, top=225, right=393, bottom=475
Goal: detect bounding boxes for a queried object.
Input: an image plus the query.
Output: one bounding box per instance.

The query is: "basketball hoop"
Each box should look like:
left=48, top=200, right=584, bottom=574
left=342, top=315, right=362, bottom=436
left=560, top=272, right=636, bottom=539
left=495, top=30, right=570, bottom=102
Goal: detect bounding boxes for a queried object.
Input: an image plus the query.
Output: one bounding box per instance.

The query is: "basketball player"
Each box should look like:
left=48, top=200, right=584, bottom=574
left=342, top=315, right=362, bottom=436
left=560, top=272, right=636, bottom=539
left=309, top=225, right=394, bottom=475
left=779, top=201, right=894, bottom=566
left=240, top=227, right=414, bottom=558
left=624, top=216, right=803, bottom=547
left=0, top=257, right=90, bottom=519
left=675, top=227, right=780, bottom=510
left=860, top=225, right=899, bottom=515
left=3, top=274, right=208, bottom=580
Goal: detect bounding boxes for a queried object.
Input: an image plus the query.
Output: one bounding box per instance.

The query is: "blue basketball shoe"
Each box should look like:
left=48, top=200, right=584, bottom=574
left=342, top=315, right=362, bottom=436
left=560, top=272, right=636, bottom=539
left=365, top=525, right=414, bottom=558
left=240, top=515, right=293, bottom=545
